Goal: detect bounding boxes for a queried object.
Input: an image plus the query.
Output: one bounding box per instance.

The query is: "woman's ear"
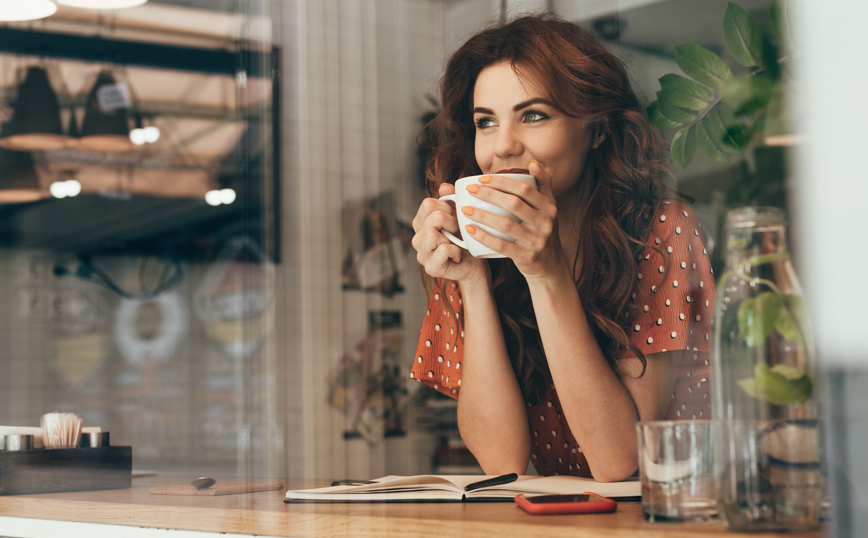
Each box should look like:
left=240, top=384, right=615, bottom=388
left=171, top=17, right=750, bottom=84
left=591, top=120, right=608, bottom=149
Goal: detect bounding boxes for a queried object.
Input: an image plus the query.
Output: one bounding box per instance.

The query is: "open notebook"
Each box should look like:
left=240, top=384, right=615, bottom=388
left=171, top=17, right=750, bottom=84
left=284, top=474, right=640, bottom=503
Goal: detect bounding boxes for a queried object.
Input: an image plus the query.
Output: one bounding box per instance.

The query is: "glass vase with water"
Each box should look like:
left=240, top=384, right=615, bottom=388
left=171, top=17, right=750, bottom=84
left=711, top=206, right=823, bottom=532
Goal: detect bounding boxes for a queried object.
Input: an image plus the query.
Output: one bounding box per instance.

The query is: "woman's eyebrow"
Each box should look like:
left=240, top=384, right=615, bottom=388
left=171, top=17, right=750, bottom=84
left=473, top=98, right=553, bottom=115
left=513, top=98, right=553, bottom=111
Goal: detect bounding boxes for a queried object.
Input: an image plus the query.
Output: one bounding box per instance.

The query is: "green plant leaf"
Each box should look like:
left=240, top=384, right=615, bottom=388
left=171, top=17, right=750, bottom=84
left=737, top=377, right=760, bottom=399
left=671, top=125, right=696, bottom=169
left=721, top=76, right=780, bottom=116
left=675, top=42, right=733, bottom=88
left=657, top=91, right=697, bottom=124
left=776, top=294, right=814, bottom=349
left=703, top=104, right=731, bottom=151
left=770, top=0, right=793, bottom=50
left=720, top=77, right=755, bottom=107
left=659, top=74, right=714, bottom=111
left=746, top=252, right=791, bottom=266
left=724, top=2, right=764, bottom=67
left=726, top=124, right=751, bottom=153
left=739, top=362, right=813, bottom=404
left=717, top=100, right=750, bottom=152
left=696, top=117, right=731, bottom=163
left=646, top=100, right=682, bottom=130
left=770, top=364, right=806, bottom=381
left=738, top=291, right=783, bottom=346
left=706, top=102, right=746, bottom=153
left=775, top=304, right=803, bottom=345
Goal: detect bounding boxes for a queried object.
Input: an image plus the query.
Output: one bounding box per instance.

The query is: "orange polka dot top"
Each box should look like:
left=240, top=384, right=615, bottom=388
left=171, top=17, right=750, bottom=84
left=410, top=200, right=716, bottom=477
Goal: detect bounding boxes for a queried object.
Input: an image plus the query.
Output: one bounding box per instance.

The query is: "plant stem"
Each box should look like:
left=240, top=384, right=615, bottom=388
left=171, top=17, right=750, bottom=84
left=734, top=263, right=782, bottom=294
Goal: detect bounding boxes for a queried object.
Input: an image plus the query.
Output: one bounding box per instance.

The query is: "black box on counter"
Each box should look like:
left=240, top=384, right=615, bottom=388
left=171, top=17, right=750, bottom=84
left=0, top=446, right=131, bottom=495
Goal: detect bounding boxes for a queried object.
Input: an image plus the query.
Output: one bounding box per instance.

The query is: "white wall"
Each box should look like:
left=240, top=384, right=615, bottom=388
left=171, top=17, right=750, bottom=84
left=797, top=0, right=868, bottom=366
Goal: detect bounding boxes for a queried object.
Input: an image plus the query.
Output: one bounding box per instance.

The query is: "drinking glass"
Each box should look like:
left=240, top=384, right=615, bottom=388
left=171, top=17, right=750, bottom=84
left=637, top=420, right=716, bottom=522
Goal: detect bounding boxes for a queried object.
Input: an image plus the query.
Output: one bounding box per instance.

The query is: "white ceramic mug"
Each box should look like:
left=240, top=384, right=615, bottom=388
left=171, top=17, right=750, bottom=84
left=439, top=174, right=536, bottom=259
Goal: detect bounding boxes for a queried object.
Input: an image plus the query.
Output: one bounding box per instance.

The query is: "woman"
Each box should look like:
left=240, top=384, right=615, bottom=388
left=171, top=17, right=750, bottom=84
left=410, top=14, right=714, bottom=481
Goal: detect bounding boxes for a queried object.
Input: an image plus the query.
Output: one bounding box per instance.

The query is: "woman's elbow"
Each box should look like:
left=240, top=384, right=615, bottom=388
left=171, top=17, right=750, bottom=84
left=472, top=445, right=530, bottom=476
left=591, top=466, right=637, bottom=483
left=587, top=454, right=638, bottom=482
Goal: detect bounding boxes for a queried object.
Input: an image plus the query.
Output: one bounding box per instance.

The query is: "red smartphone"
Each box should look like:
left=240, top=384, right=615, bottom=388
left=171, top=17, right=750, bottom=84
left=514, top=492, right=617, bottom=515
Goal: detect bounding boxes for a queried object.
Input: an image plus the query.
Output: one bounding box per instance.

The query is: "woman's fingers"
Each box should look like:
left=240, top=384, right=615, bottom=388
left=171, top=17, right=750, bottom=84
left=466, top=183, right=555, bottom=237
left=472, top=175, right=555, bottom=223
left=529, top=160, right=556, bottom=205
left=459, top=207, right=548, bottom=252
left=412, top=197, right=455, bottom=233
left=438, top=183, right=455, bottom=197
left=458, top=166, right=560, bottom=270
left=427, top=240, right=463, bottom=268
left=411, top=196, right=470, bottom=275
left=479, top=174, right=542, bottom=205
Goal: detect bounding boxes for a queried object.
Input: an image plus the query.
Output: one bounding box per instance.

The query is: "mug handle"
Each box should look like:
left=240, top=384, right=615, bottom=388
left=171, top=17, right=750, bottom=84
left=438, top=193, right=466, bottom=249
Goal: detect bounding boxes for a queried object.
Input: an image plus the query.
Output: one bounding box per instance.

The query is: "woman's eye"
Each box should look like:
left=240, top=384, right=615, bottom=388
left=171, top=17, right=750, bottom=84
left=524, top=110, right=549, bottom=123
left=474, top=117, right=496, bottom=130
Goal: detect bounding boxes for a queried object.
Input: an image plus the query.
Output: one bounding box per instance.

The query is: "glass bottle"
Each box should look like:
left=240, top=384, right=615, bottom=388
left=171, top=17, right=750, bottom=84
left=711, top=206, right=823, bottom=532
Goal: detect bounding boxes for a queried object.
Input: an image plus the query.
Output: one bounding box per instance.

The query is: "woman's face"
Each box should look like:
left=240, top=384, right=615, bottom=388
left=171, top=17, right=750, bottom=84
left=472, top=61, right=595, bottom=199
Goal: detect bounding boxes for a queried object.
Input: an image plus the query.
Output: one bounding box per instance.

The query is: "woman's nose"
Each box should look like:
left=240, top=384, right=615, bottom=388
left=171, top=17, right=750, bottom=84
left=494, top=124, right=523, bottom=158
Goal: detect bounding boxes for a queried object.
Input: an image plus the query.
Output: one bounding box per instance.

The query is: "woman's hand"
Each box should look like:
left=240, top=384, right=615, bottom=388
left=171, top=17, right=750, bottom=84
left=462, top=161, right=567, bottom=279
left=411, top=183, right=490, bottom=284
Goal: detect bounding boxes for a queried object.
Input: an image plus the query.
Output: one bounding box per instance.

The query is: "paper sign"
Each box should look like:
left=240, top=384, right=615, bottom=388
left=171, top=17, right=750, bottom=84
left=97, top=83, right=131, bottom=110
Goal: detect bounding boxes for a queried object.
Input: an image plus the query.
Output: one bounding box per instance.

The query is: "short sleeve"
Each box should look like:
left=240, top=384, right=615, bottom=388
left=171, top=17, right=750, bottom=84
left=409, top=280, right=464, bottom=398
left=619, top=200, right=716, bottom=358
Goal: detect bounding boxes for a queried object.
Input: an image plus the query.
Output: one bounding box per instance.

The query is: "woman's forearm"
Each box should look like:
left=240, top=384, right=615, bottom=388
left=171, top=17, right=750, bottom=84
left=456, top=278, right=531, bottom=475
left=525, top=268, right=643, bottom=482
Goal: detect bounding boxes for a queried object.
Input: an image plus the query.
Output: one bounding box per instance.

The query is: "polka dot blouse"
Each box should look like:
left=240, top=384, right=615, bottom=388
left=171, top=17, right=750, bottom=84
left=410, top=200, right=716, bottom=477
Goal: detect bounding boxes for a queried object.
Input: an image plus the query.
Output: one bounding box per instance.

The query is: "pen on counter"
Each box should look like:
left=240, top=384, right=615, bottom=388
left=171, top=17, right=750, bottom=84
left=331, top=479, right=376, bottom=487
left=464, top=472, right=519, bottom=492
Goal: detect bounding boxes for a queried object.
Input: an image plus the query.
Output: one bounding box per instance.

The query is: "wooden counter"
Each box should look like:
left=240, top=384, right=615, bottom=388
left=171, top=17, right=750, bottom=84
left=0, top=475, right=826, bottom=538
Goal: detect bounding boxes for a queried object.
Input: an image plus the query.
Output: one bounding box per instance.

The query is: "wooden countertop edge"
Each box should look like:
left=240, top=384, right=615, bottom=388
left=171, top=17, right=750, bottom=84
left=0, top=496, right=731, bottom=538
left=0, top=494, right=825, bottom=538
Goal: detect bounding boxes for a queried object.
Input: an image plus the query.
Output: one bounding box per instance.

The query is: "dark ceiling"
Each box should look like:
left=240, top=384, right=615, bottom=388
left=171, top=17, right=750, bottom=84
left=150, top=0, right=271, bottom=16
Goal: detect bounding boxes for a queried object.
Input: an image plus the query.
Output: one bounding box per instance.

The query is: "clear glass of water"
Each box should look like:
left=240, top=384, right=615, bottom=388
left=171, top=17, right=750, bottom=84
left=637, top=420, right=717, bottom=522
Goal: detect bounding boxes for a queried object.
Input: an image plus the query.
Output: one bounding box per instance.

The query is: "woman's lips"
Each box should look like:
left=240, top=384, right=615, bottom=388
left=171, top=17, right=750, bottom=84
left=495, top=168, right=530, bottom=174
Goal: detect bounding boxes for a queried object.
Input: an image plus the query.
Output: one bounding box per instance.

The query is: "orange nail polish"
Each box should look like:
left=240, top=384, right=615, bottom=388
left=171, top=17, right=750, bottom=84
left=467, top=184, right=480, bottom=194
left=461, top=206, right=474, bottom=216
left=465, top=224, right=477, bottom=234
left=479, top=176, right=492, bottom=183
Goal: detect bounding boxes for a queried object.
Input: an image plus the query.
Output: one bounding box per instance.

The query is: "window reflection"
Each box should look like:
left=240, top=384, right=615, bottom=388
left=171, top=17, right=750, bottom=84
left=0, top=0, right=279, bottom=478
left=0, top=0, right=798, bottom=485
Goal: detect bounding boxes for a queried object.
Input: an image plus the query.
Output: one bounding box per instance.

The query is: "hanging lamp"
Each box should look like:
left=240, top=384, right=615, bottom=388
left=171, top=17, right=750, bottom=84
left=0, top=0, right=57, bottom=22
left=58, top=0, right=147, bottom=8
left=78, top=71, right=133, bottom=152
left=0, top=66, right=70, bottom=151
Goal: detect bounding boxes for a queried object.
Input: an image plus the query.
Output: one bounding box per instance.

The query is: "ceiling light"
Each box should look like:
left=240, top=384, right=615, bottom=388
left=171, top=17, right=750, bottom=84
left=50, top=179, right=82, bottom=199
left=0, top=0, right=57, bottom=22
left=129, top=116, right=160, bottom=146
left=0, top=66, right=71, bottom=151
left=129, top=129, right=146, bottom=146
left=78, top=71, right=133, bottom=152
left=142, top=126, right=160, bottom=143
left=58, top=0, right=147, bottom=8
left=205, top=188, right=236, bottom=206
left=220, top=188, right=236, bottom=204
